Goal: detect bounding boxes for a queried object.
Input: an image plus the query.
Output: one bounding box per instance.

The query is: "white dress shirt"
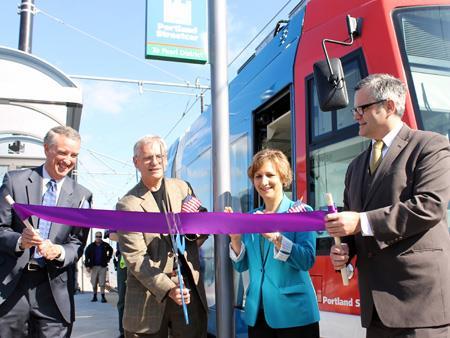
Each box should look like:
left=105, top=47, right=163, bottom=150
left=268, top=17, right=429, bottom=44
left=360, top=122, right=404, bottom=236
left=16, top=166, right=66, bottom=261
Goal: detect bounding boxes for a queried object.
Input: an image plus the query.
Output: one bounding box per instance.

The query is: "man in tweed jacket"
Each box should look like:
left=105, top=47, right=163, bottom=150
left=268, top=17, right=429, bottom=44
left=117, top=135, right=207, bottom=338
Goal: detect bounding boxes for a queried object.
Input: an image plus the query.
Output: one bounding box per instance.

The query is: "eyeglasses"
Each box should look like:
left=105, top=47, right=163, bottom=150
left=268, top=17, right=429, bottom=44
left=143, top=154, right=165, bottom=163
left=95, top=236, right=102, bottom=238
left=351, top=99, right=386, bottom=116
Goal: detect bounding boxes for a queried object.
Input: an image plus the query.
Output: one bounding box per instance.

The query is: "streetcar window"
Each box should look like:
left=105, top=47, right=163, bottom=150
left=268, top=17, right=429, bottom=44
left=309, top=54, right=365, bottom=142
left=183, top=149, right=212, bottom=211
left=230, top=135, right=251, bottom=213
left=311, top=87, right=332, bottom=137
left=309, top=137, right=369, bottom=211
left=394, top=6, right=450, bottom=227
left=394, top=6, right=450, bottom=138
left=336, top=63, right=360, bottom=130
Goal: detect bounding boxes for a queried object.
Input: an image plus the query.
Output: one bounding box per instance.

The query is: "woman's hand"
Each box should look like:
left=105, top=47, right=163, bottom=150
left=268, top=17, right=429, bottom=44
left=255, top=210, right=282, bottom=250
left=225, top=207, right=241, bottom=242
left=262, top=232, right=282, bottom=250
left=225, top=207, right=242, bottom=254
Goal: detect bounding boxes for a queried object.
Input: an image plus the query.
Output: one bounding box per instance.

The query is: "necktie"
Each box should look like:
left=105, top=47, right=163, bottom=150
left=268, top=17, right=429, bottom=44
left=370, top=140, right=384, bottom=174
left=34, top=179, right=57, bottom=260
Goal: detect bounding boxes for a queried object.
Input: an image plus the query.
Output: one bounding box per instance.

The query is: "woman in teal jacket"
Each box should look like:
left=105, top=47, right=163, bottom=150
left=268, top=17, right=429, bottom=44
left=228, top=149, right=320, bottom=338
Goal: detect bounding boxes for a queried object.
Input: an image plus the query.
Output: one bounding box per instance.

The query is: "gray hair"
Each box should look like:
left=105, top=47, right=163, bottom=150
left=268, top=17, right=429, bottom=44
left=355, top=73, right=407, bottom=117
left=44, top=126, right=81, bottom=146
left=133, top=135, right=167, bottom=157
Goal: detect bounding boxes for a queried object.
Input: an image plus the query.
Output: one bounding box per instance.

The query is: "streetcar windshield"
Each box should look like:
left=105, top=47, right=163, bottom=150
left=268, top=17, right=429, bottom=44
left=395, top=6, right=450, bottom=226
left=395, top=6, right=450, bottom=137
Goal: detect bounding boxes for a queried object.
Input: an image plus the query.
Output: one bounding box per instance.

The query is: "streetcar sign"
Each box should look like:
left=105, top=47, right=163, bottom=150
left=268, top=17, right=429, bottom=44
left=145, top=0, right=208, bottom=64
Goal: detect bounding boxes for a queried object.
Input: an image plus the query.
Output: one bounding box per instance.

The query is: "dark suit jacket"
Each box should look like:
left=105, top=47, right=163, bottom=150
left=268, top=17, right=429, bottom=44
left=344, top=125, right=450, bottom=328
left=117, top=178, right=207, bottom=334
left=0, top=166, right=92, bottom=323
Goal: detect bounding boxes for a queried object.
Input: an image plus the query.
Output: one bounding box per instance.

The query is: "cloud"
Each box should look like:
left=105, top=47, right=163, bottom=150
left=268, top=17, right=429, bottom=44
left=80, top=81, right=134, bottom=115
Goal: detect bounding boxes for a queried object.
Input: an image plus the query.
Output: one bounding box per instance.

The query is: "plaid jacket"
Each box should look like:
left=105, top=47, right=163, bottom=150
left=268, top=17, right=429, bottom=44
left=117, top=178, right=207, bottom=334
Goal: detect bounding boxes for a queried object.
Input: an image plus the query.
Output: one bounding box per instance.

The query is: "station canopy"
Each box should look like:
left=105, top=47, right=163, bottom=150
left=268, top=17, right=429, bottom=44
left=0, top=45, right=83, bottom=174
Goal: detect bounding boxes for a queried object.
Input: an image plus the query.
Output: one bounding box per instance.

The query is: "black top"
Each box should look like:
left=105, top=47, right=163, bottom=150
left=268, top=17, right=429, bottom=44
left=150, top=180, right=170, bottom=212
left=151, top=180, right=192, bottom=286
left=84, top=241, right=114, bottom=268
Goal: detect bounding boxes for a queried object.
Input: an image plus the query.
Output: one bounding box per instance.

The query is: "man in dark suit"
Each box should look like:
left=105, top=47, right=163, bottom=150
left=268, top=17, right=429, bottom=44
left=325, top=74, right=450, bottom=337
left=0, top=126, right=92, bottom=337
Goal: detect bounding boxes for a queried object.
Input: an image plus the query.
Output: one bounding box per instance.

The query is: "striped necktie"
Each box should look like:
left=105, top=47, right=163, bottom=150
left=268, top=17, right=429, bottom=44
left=34, top=179, right=57, bottom=260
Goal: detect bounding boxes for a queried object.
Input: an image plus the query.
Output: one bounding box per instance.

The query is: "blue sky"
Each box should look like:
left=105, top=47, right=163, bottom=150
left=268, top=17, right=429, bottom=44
left=0, top=0, right=299, bottom=209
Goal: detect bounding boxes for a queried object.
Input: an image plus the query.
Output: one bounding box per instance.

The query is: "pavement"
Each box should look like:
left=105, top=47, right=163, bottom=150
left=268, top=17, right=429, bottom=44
left=72, top=291, right=122, bottom=338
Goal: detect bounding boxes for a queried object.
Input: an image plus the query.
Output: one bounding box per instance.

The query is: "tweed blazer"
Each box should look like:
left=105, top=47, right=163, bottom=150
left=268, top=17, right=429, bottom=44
left=343, top=125, right=450, bottom=328
left=117, top=178, right=207, bottom=334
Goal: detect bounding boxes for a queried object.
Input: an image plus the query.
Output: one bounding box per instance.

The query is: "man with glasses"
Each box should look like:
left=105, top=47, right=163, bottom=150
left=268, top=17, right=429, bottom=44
left=0, top=126, right=92, bottom=337
left=325, top=74, right=450, bottom=337
left=116, top=135, right=208, bottom=338
left=84, top=231, right=113, bottom=302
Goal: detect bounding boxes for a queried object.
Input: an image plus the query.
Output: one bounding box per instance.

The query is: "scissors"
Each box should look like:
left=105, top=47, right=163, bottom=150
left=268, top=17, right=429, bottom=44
left=159, top=145, right=189, bottom=325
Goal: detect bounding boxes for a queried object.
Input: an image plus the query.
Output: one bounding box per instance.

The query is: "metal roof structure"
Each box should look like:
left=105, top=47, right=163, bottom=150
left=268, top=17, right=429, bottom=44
left=0, top=45, right=83, bottom=173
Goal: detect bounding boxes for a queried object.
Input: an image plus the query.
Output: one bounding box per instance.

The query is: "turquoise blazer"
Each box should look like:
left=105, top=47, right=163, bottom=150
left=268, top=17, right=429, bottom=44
left=233, top=195, right=320, bottom=328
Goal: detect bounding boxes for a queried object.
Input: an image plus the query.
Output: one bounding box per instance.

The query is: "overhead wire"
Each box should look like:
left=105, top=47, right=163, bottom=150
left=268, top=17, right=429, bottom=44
left=35, top=2, right=293, bottom=123
left=34, top=6, right=189, bottom=84
left=166, top=1, right=295, bottom=138
left=165, top=1, right=296, bottom=139
left=33, top=3, right=295, bottom=149
left=82, top=147, right=133, bottom=167
left=77, top=147, right=136, bottom=207
left=164, top=1, right=295, bottom=140
left=228, top=0, right=294, bottom=68
left=77, top=154, right=135, bottom=207
left=164, top=88, right=208, bottom=139
left=33, top=5, right=210, bottom=143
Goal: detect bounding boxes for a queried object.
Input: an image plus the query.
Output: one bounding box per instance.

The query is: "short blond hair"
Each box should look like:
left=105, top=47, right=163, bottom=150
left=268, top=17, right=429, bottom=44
left=247, top=149, right=292, bottom=187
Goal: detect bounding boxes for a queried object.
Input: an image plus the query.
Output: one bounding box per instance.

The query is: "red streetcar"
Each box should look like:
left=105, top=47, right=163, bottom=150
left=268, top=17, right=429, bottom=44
left=167, top=1, right=450, bottom=336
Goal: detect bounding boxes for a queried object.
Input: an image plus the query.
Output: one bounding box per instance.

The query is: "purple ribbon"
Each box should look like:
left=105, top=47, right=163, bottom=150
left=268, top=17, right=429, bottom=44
left=12, top=203, right=326, bottom=234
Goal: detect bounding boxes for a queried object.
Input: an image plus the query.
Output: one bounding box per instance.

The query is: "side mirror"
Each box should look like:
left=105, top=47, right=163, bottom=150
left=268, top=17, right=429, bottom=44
left=313, top=58, right=349, bottom=111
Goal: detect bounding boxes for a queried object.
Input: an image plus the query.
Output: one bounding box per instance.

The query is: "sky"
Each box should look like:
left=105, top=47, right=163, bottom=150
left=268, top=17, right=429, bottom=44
left=0, top=0, right=301, bottom=209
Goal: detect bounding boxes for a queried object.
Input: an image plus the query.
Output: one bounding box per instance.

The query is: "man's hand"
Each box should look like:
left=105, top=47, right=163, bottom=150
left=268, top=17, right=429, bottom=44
left=20, top=228, right=43, bottom=249
left=325, top=211, right=361, bottom=237
left=168, top=285, right=190, bottom=306
left=108, top=232, right=119, bottom=242
left=37, top=239, right=62, bottom=261
left=330, top=243, right=349, bottom=270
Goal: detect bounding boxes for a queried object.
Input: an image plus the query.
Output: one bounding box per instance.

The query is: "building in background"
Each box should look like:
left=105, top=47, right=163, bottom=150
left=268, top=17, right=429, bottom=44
left=0, top=44, right=90, bottom=290
left=0, top=45, right=83, bottom=179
